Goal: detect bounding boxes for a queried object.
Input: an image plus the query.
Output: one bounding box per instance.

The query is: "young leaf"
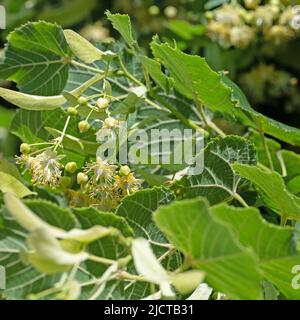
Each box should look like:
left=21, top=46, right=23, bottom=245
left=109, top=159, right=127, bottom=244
left=106, top=11, right=136, bottom=47
left=4, top=194, right=117, bottom=243
left=171, top=270, right=205, bottom=295
left=233, top=164, right=300, bottom=220
left=0, top=88, right=65, bottom=111
left=132, top=238, right=175, bottom=298
left=212, top=204, right=300, bottom=299
left=0, top=172, right=35, bottom=198
left=139, top=56, right=169, bottom=90
left=26, top=228, right=88, bottom=274
left=0, top=21, right=72, bottom=95
left=186, top=283, right=213, bottom=300
left=154, top=197, right=262, bottom=299
left=63, top=29, right=115, bottom=64
left=72, top=207, right=132, bottom=277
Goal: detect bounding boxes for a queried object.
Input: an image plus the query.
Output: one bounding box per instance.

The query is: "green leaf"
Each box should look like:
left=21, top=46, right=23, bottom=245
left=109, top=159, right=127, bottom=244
left=116, top=186, right=182, bottom=299
left=25, top=199, right=76, bottom=230
left=154, top=197, right=262, bottom=299
left=0, top=200, right=76, bottom=299
left=176, top=136, right=256, bottom=204
left=112, top=91, right=142, bottom=115
left=281, top=150, right=300, bottom=182
left=151, top=41, right=234, bottom=115
left=10, top=109, right=70, bottom=143
left=287, top=176, right=300, bottom=195
left=247, top=129, right=282, bottom=173
left=139, top=56, right=169, bottom=90
left=223, top=76, right=300, bottom=146
left=0, top=157, right=22, bottom=181
left=0, top=21, right=72, bottom=96
left=233, top=163, right=300, bottom=220
left=0, top=172, right=35, bottom=198
left=116, top=187, right=175, bottom=242
left=151, top=40, right=300, bottom=146
left=212, top=204, right=300, bottom=299
left=72, top=207, right=132, bottom=277
left=37, top=0, right=97, bottom=28
left=167, top=20, right=205, bottom=41
left=106, top=11, right=136, bottom=47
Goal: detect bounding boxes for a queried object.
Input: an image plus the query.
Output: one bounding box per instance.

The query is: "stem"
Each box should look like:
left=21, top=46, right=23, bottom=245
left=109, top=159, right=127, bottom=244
left=207, top=120, right=226, bottom=137
left=280, top=215, right=287, bottom=227
left=232, top=192, right=249, bottom=208
left=148, top=239, right=174, bottom=248
left=195, top=100, right=208, bottom=126
left=141, top=63, right=152, bottom=93
left=29, top=142, right=53, bottom=147
left=153, top=93, right=208, bottom=136
left=71, top=60, right=104, bottom=74
left=145, top=98, right=163, bottom=110
left=28, top=287, right=61, bottom=300
left=88, top=254, right=116, bottom=265
left=54, top=116, right=71, bottom=151
left=276, top=150, right=287, bottom=177
left=115, top=271, right=148, bottom=283
left=259, top=129, right=274, bottom=171
left=158, top=248, right=176, bottom=263
left=30, top=146, right=52, bottom=156
left=118, top=56, right=144, bottom=86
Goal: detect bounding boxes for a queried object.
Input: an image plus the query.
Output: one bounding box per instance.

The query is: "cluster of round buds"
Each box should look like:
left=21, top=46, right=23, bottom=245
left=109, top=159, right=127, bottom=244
left=205, top=1, right=299, bottom=48
left=96, top=97, right=110, bottom=110
left=78, top=120, right=90, bottom=133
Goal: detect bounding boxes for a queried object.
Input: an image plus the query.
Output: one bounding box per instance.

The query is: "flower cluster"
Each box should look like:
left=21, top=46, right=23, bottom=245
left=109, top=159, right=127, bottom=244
left=206, top=1, right=299, bottom=48
left=77, top=159, right=142, bottom=211
left=16, top=142, right=142, bottom=210
left=238, top=63, right=299, bottom=113
left=16, top=147, right=63, bottom=188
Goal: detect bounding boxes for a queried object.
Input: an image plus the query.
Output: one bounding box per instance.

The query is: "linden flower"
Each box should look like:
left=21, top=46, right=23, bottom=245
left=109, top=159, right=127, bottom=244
left=15, top=154, right=32, bottom=167
left=115, top=172, right=143, bottom=195
left=28, top=150, right=63, bottom=188
left=84, top=157, right=117, bottom=185
left=102, top=117, right=119, bottom=129
left=230, top=26, right=255, bottom=48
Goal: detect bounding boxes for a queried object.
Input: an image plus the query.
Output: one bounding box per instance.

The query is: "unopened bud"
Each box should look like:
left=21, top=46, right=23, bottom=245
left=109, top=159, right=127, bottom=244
left=78, top=120, right=90, bottom=133
left=149, top=5, right=160, bottom=16
left=20, top=143, right=31, bottom=154
left=77, top=172, right=89, bottom=185
left=67, top=107, right=78, bottom=116
left=164, top=6, right=178, bottom=18
left=77, top=97, right=88, bottom=106
left=119, top=165, right=131, bottom=176
left=65, top=162, right=77, bottom=174
left=96, top=97, right=110, bottom=109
